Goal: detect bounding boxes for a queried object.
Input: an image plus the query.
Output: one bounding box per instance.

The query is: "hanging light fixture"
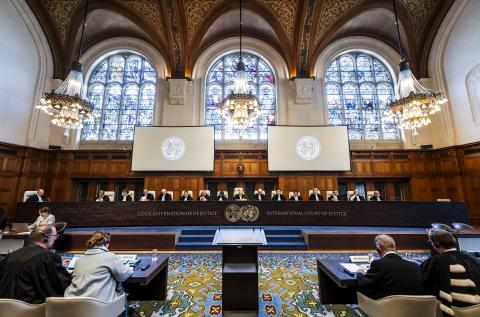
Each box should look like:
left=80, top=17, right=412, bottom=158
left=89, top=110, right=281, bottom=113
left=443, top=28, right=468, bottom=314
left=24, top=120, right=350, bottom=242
left=384, top=0, right=447, bottom=135
left=36, top=0, right=97, bottom=130
left=221, top=0, right=260, bottom=130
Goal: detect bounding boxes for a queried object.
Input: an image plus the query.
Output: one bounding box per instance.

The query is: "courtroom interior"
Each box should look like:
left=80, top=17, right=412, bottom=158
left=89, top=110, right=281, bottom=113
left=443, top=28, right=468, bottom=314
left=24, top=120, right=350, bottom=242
left=0, top=0, right=480, bottom=316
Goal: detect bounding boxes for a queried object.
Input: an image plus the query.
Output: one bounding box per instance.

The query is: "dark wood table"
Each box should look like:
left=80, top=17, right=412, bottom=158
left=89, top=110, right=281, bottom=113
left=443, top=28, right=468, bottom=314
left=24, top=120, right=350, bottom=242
left=317, top=259, right=359, bottom=304
left=124, top=254, right=169, bottom=301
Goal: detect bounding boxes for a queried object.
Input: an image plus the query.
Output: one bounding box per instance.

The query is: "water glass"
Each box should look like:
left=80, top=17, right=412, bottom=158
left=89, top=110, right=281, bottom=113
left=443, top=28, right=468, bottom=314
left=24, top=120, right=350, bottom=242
left=405, top=252, right=412, bottom=261
left=152, top=249, right=158, bottom=262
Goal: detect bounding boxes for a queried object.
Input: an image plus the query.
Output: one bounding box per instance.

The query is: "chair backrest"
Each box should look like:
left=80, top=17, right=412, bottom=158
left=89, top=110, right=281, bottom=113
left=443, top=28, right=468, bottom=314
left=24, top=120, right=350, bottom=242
left=23, top=190, right=38, bottom=202
left=217, top=191, right=228, bottom=198
left=326, top=190, right=333, bottom=197
left=104, top=191, right=115, bottom=201
left=198, top=190, right=211, bottom=196
left=128, top=191, right=135, bottom=199
left=452, top=223, right=474, bottom=230
left=0, top=298, right=45, bottom=317
left=46, top=294, right=125, bottom=317
left=366, top=191, right=375, bottom=201
left=452, top=304, right=480, bottom=317
left=148, top=190, right=156, bottom=198
left=431, top=223, right=453, bottom=231
left=233, top=187, right=244, bottom=196
left=357, top=292, right=438, bottom=317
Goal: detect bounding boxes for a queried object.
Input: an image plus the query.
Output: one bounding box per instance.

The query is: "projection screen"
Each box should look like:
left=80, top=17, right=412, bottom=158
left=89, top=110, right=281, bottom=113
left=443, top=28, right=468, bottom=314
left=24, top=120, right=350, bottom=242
left=132, top=126, right=214, bottom=171
left=267, top=126, right=350, bottom=171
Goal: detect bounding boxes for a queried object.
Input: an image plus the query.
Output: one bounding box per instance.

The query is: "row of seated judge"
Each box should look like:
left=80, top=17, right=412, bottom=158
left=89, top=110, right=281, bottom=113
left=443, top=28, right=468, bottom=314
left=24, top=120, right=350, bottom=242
left=93, top=188, right=384, bottom=202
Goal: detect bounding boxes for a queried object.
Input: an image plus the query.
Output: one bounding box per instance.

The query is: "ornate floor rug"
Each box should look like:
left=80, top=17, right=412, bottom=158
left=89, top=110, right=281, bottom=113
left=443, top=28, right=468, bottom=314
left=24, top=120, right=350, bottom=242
left=129, top=252, right=376, bottom=317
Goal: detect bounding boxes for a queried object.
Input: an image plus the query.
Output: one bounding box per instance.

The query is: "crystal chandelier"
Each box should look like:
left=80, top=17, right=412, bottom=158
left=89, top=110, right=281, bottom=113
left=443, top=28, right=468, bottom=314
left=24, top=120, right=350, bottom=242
left=384, top=0, right=447, bottom=135
left=221, top=0, right=260, bottom=129
left=35, top=0, right=96, bottom=130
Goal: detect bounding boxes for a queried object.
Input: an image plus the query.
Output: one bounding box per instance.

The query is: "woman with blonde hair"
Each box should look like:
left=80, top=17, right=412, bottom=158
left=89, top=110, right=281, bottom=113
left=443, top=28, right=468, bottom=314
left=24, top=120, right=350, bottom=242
left=64, top=231, right=132, bottom=301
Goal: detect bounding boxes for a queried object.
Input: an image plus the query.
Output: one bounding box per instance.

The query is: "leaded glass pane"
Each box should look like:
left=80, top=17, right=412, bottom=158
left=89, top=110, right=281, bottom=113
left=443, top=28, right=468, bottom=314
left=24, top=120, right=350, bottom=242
left=205, top=53, right=276, bottom=140
left=325, top=52, right=398, bottom=140
left=81, top=53, right=156, bottom=141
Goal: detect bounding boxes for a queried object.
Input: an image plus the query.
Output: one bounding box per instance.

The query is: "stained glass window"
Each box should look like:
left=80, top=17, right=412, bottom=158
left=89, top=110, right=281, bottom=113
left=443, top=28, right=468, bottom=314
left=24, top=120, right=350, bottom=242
left=81, top=53, right=156, bottom=141
left=325, top=53, right=398, bottom=140
left=205, top=53, right=276, bottom=140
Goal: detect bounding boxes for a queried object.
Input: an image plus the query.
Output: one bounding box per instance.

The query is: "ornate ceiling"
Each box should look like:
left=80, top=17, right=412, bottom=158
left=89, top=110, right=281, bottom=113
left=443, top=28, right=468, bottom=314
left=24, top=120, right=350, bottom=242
left=27, top=0, right=455, bottom=79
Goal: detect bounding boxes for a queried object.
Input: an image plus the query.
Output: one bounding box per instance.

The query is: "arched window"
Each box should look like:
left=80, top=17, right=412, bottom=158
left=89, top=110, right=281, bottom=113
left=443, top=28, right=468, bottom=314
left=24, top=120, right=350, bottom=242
left=325, top=52, right=398, bottom=140
left=81, top=53, right=156, bottom=141
left=205, top=53, right=276, bottom=140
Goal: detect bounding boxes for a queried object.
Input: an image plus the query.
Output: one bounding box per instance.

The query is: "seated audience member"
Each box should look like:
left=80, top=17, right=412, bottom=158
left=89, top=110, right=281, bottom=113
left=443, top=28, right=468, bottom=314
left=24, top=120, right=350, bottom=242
left=357, top=234, right=424, bottom=299
left=26, top=188, right=49, bottom=202
left=233, top=189, right=247, bottom=201
left=180, top=190, right=193, bottom=201
left=370, top=191, right=381, bottom=201
left=139, top=189, right=154, bottom=201
left=157, top=188, right=172, bottom=201
left=198, top=190, right=210, bottom=201
left=28, top=207, right=55, bottom=231
left=254, top=188, right=265, bottom=201
left=0, top=225, right=71, bottom=303
left=290, top=191, right=303, bottom=201
left=328, top=190, right=340, bottom=201
left=95, top=190, right=110, bottom=202
left=272, top=189, right=286, bottom=201
left=119, top=189, right=132, bottom=202
left=217, top=191, right=227, bottom=201
left=65, top=231, right=133, bottom=302
left=350, top=189, right=365, bottom=201
left=422, top=229, right=480, bottom=316
left=309, top=188, right=324, bottom=201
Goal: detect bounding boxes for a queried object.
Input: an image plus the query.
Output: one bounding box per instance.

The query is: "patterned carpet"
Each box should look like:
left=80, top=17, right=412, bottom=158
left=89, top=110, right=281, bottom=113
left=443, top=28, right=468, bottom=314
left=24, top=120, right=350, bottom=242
left=128, top=252, right=384, bottom=317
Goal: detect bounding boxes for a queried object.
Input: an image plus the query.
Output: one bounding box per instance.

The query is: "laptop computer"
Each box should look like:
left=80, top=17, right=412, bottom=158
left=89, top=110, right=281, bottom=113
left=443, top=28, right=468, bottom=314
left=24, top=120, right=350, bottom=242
left=458, top=237, right=480, bottom=255
left=0, top=239, right=25, bottom=255
left=11, top=223, right=30, bottom=234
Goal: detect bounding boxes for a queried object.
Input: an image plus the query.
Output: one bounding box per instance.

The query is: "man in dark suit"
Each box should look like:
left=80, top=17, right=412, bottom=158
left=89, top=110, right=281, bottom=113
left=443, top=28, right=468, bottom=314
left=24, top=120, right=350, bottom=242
left=328, top=190, right=340, bottom=201
left=289, top=191, right=303, bottom=201
left=139, top=189, right=155, bottom=201
left=254, top=188, right=265, bottom=201
left=272, top=189, right=286, bottom=201
left=0, top=225, right=72, bottom=303
left=356, top=234, right=424, bottom=299
left=217, top=191, right=227, bottom=201
left=119, top=189, right=132, bottom=202
left=157, top=189, right=172, bottom=201
left=179, top=190, right=193, bottom=201
left=309, top=188, right=324, bottom=201
left=95, top=190, right=110, bottom=202
left=370, top=191, right=382, bottom=201
left=198, top=190, right=210, bottom=201
left=26, top=189, right=49, bottom=203
left=350, top=189, right=365, bottom=201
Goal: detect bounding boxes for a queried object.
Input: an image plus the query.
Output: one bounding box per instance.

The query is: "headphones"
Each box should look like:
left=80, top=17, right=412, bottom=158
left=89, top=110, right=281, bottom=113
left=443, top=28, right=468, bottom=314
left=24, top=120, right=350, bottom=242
left=31, top=228, right=50, bottom=243
left=429, top=229, right=441, bottom=249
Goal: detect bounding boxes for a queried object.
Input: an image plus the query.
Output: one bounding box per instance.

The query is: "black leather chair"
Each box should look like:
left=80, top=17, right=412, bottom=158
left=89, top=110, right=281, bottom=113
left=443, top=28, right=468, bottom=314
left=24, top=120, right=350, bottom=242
left=452, top=223, right=475, bottom=230
left=0, top=207, right=6, bottom=230
left=431, top=223, right=452, bottom=231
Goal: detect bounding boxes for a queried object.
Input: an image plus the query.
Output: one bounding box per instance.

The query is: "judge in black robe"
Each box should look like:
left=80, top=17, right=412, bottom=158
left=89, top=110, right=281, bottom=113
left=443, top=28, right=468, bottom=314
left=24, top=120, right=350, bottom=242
left=198, top=191, right=210, bottom=201
left=350, top=189, right=365, bottom=201
left=216, top=192, right=227, bottom=201
left=26, top=189, right=49, bottom=202
left=0, top=226, right=71, bottom=303
left=179, top=191, right=193, bottom=201
left=272, top=190, right=286, bottom=201
left=254, top=189, right=266, bottom=201
left=157, top=189, right=172, bottom=201
left=289, top=192, right=303, bottom=201
left=309, top=189, right=324, bottom=201
left=95, top=190, right=110, bottom=202
left=119, top=189, right=132, bottom=201
left=422, top=229, right=480, bottom=316
left=139, top=189, right=155, bottom=201
left=233, top=193, right=247, bottom=201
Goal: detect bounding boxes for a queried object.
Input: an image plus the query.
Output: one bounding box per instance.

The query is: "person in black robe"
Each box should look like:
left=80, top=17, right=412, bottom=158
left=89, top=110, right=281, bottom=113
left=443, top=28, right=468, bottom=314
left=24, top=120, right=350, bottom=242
left=0, top=225, right=71, bottom=303
left=357, top=234, right=424, bottom=299
left=179, top=190, right=193, bottom=201
left=289, top=192, right=303, bottom=201
left=157, top=189, right=172, bottom=201
left=139, top=189, right=155, bottom=201
left=328, top=190, right=340, bottom=201
left=119, top=189, right=132, bottom=202
left=254, top=188, right=266, bottom=201
left=272, top=189, right=286, bottom=201
left=198, top=190, right=210, bottom=201
left=95, top=190, right=110, bottom=202
left=369, top=191, right=382, bottom=201
left=349, top=189, right=365, bottom=201
left=26, top=189, right=49, bottom=202
left=232, top=189, right=247, bottom=201
left=422, top=229, right=480, bottom=316
left=309, top=188, right=324, bottom=201
left=216, top=191, right=227, bottom=201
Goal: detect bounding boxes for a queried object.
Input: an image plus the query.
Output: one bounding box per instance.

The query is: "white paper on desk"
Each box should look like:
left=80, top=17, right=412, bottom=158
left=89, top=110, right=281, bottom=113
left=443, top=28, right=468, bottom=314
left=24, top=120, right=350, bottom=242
left=340, top=263, right=360, bottom=274
left=117, top=254, right=137, bottom=261
left=17, top=231, right=31, bottom=235
left=67, top=255, right=82, bottom=269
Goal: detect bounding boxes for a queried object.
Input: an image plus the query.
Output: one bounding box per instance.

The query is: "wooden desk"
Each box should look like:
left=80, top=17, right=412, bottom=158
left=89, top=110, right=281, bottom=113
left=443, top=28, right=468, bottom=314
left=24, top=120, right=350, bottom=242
left=124, top=254, right=169, bottom=301
left=317, top=259, right=359, bottom=304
